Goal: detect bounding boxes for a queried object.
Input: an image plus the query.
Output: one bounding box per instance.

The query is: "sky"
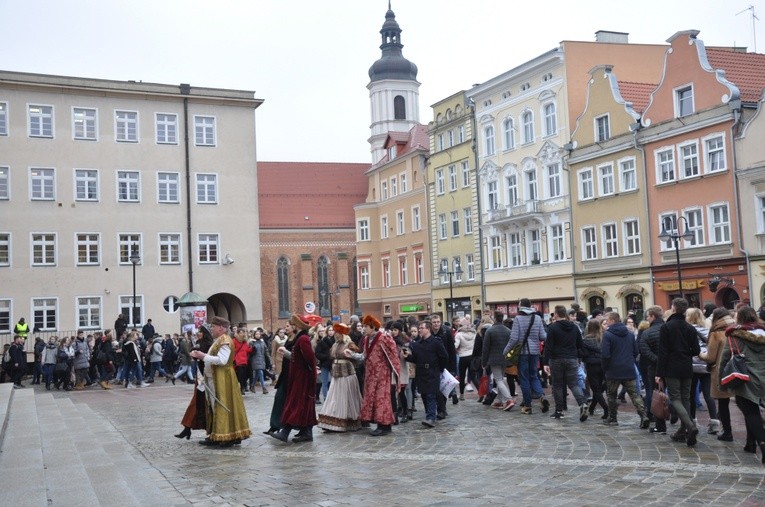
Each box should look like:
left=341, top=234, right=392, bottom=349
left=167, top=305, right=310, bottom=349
left=1, top=0, right=764, bottom=163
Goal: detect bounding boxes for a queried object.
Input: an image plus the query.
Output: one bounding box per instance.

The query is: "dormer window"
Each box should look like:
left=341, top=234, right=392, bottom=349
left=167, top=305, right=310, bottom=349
left=388, top=145, right=397, bottom=160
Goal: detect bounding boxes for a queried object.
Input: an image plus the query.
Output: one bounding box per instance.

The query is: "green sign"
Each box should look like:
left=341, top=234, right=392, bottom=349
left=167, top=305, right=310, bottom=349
left=400, top=304, right=425, bottom=313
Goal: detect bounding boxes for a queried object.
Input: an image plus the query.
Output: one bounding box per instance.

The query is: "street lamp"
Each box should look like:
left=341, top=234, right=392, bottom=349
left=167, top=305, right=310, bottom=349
left=438, top=264, right=464, bottom=323
left=658, top=216, right=694, bottom=298
left=320, top=288, right=338, bottom=322
left=130, top=244, right=141, bottom=326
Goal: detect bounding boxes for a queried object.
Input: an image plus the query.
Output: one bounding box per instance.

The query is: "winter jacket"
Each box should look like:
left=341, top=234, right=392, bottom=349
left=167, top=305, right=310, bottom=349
left=314, top=336, right=334, bottom=370
left=249, top=339, right=267, bottom=370
left=406, top=334, right=447, bottom=395
left=72, top=339, right=90, bottom=370
left=177, top=337, right=191, bottom=366
left=699, top=315, right=735, bottom=399
left=580, top=335, right=602, bottom=366
left=505, top=308, right=546, bottom=357
left=43, top=343, right=58, bottom=365
left=149, top=337, right=164, bottom=363
left=721, top=323, right=765, bottom=406
left=454, top=327, right=476, bottom=358
left=543, top=319, right=583, bottom=361
left=638, top=318, right=664, bottom=374
left=601, top=322, right=638, bottom=380
left=482, top=323, right=511, bottom=368
left=657, top=313, right=700, bottom=379
left=433, top=325, right=457, bottom=374
left=691, top=325, right=710, bottom=375
left=233, top=339, right=251, bottom=367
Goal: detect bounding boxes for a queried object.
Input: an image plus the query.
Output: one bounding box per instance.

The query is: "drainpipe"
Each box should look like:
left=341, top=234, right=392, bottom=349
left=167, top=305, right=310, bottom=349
left=180, top=83, right=193, bottom=292
left=469, top=98, right=487, bottom=316
left=632, top=123, right=652, bottom=305
left=729, top=102, right=752, bottom=303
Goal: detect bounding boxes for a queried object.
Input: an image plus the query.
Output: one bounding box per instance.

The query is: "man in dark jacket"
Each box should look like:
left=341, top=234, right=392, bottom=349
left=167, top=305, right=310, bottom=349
left=8, top=335, right=27, bottom=388
left=601, top=312, right=649, bottom=428
left=431, top=314, right=456, bottom=417
left=657, top=298, right=701, bottom=446
left=638, top=305, right=666, bottom=433
left=481, top=311, right=515, bottom=411
left=544, top=306, right=588, bottom=421
left=405, top=320, right=448, bottom=428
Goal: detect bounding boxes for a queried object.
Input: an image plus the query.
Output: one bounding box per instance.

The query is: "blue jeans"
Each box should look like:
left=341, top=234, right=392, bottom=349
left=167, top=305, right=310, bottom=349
left=518, top=354, right=544, bottom=407
left=174, top=364, right=193, bottom=381
left=251, top=369, right=266, bottom=389
left=422, top=392, right=437, bottom=422
left=43, top=363, right=54, bottom=386
left=125, top=361, right=144, bottom=384
left=319, top=367, right=331, bottom=400
left=149, top=361, right=165, bottom=380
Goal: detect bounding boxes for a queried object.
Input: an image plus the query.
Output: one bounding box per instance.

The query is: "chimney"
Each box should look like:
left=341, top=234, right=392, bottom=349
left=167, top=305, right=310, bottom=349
left=595, top=31, right=629, bottom=44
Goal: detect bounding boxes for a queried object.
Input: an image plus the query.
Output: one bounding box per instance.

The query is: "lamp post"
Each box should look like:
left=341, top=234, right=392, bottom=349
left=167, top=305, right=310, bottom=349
left=658, top=216, right=694, bottom=299
left=438, top=265, right=464, bottom=323
left=130, top=244, right=141, bottom=326
left=320, top=288, right=338, bottom=322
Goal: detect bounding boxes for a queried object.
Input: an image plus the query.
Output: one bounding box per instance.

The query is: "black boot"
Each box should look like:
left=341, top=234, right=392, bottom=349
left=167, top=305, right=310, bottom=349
left=174, top=426, right=191, bottom=440
left=292, top=427, right=313, bottom=443
left=369, top=424, right=392, bottom=436
left=270, top=426, right=291, bottom=443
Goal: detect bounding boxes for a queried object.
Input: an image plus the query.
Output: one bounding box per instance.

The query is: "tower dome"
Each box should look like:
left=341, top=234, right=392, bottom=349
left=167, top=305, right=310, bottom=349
left=368, top=5, right=418, bottom=82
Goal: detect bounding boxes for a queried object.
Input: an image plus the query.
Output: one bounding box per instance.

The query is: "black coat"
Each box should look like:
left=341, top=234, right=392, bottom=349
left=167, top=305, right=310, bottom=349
left=638, top=318, right=664, bottom=375
left=432, top=325, right=456, bottom=374
left=406, top=335, right=447, bottom=395
left=657, top=313, right=700, bottom=378
left=543, top=320, right=583, bottom=361
left=314, top=336, right=333, bottom=370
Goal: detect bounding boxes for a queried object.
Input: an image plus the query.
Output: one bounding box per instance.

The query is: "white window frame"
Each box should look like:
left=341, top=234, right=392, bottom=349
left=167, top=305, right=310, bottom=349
left=118, top=234, right=142, bottom=265
left=484, top=125, right=495, bottom=156
left=453, top=257, right=462, bottom=282
left=76, top=296, right=102, bottom=330
left=601, top=223, right=618, bottom=258
left=75, top=232, right=100, bottom=266
left=382, top=258, right=391, bottom=288
left=659, top=213, right=678, bottom=252
left=506, top=174, right=518, bottom=206
left=30, top=167, right=55, bottom=200
left=390, top=176, right=398, bottom=197
left=682, top=208, right=704, bottom=247
left=623, top=219, right=641, bottom=255
left=542, top=102, right=557, bottom=137
left=120, top=295, right=143, bottom=327
left=521, top=110, right=534, bottom=144
left=72, top=107, right=98, bottom=141
left=359, top=263, right=370, bottom=290
left=28, top=104, right=54, bottom=138
left=398, top=255, right=408, bottom=286
left=436, top=169, right=445, bottom=195
left=438, top=214, right=447, bottom=240
left=450, top=210, right=460, bottom=237
left=598, top=163, right=615, bottom=197
left=703, top=133, right=727, bottom=173
left=439, top=259, right=449, bottom=284
left=400, top=171, right=408, bottom=193
left=116, top=170, right=141, bottom=202
left=115, top=110, right=138, bottom=143
left=490, top=236, right=503, bottom=269
left=414, top=253, right=424, bottom=284
left=194, top=115, right=216, bottom=146
left=157, top=171, right=180, bottom=204
left=74, top=169, right=99, bottom=202
left=32, top=297, right=58, bottom=331
left=0, top=299, right=11, bottom=334
left=595, top=114, right=610, bottom=142
left=31, top=233, right=56, bottom=266
left=448, top=165, right=458, bottom=192
left=487, top=180, right=499, bottom=210
left=549, top=224, right=565, bottom=262
left=757, top=194, right=765, bottom=234
left=159, top=233, right=182, bottom=264
left=674, top=84, right=694, bottom=118
left=411, top=206, right=421, bottom=231
left=396, top=210, right=405, bottom=235
left=655, top=147, right=675, bottom=184
left=380, top=215, right=389, bottom=239
left=529, top=229, right=541, bottom=264
left=437, top=133, right=445, bottom=151
left=195, top=173, right=218, bottom=204
left=381, top=180, right=388, bottom=200
left=461, top=161, right=470, bottom=188
left=582, top=226, right=597, bottom=260
left=458, top=125, right=465, bottom=144
left=155, top=113, right=178, bottom=145
left=678, top=140, right=700, bottom=179
left=525, top=169, right=538, bottom=201
left=502, top=117, right=516, bottom=150
left=466, top=254, right=475, bottom=281
left=357, top=218, right=370, bottom=241
left=0, top=102, right=7, bottom=136
left=198, top=233, right=219, bottom=264
left=463, top=207, right=473, bottom=234
left=0, top=232, right=10, bottom=267
left=709, top=203, right=731, bottom=244
left=0, top=166, right=8, bottom=200
left=509, top=232, right=522, bottom=267
left=618, top=157, right=637, bottom=192
left=578, top=167, right=594, bottom=201
left=546, top=163, right=562, bottom=198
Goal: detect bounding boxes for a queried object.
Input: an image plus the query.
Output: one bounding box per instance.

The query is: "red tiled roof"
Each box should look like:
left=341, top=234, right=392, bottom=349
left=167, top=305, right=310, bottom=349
left=617, top=81, right=656, bottom=113
left=258, top=161, right=370, bottom=228
left=706, top=48, right=765, bottom=103
left=370, top=124, right=429, bottom=171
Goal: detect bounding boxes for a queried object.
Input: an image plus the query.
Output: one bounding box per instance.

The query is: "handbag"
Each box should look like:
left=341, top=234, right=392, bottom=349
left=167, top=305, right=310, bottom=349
left=505, top=314, right=536, bottom=366
left=477, top=374, right=490, bottom=397
left=650, top=387, right=670, bottom=420
left=54, top=361, right=68, bottom=373
left=439, top=369, right=459, bottom=398
left=720, top=335, right=750, bottom=389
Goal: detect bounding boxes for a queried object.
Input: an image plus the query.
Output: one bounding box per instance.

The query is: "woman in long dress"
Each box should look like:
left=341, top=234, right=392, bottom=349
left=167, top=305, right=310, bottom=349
left=174, top=326, right=214, bottom=439
left=318, top=323, right=363, bottom=432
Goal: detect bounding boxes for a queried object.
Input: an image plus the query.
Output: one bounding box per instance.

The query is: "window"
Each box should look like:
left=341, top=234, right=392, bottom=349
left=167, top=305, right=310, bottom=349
left=484, top=126, right=495, bottom=156
left=358, top=219, right=370, bottom=241
left=490, top=236, right=503, bottom=269
left=683, top=209, right=704, bottom=247
left=77, top=296, right=101, bottom=329
left=394, top=95, right=405, bottom=120
left=503, top=118, right=516, bottom=150
left=156, top=113, right=178, bottom=144
left=436, top=169, right=445, bottom=195
left=506, top=174, right=518, bottom=206
left=461, top=161, right=470, bottom=187
left=0, top=233, right=9, bottom=266
left=758, top=195, right=765, bottom=233
left=74, top=169, right=98, bottom=201
left=578, top=168, right=594, bottom=200
left=550, top=224, right=564, bottom=261
left=390, top=176, right=398, bottom=197
left=358, top=262, right=370, bottom=290
left=120, top=295, right=143, bottom=326
left=464, top=207, right=473, bottom=234
left=414, top=254, right=424, bottom=284
left=509, top=233, right=522, bottom=266
left=619, top=158, right=637, bottom=191
left=32, top=298, right=57, bottom=331
left=411, top=206, right=421, bottom=231
left=599, top=164, right=614, bottom=196
left=466, top=254, right=475, bottom=280
left=595, top=114, right=610, bottom=142
left=75, top=233, right=100, bottom=265
left=32, top=233, right=55, bottom=266
left=521, top=111, right=534, bottom=144
left=117, top=170, right=140, bottom=202
left=30, top=168, right=55, bottom=200
left=437, top=133, right=445, bottom=151
left=543, top=103, right=556, bottom=136
left=448, top=130, right=454, bottom=147
left=380, top=215, right=389, bottom=239
left=118, top=234, right=141, bottom=264
left=0, top=166, right=8, bottom=199
left=458, top=125, right=465, bottom=143
left=0, top=299, right=10, bottom=333
left=400, top=172, right=408, bottom=193
left=73, top=108, right=97, bottom=140
left=29, top=104, right=53, bottom=137
left=602, top=223, right=618, bottom=258
left=159, top=233, right=181, bottom=264
left=276, top=256, right=290, bottom=316
left=194, top=116, right=216, bottom=146
left=451, top=210, right=460, bottom=237
left=198, top=233, right=219, bottom=263
left=439, top=259, right=449, bottom=283
left=382, top=258, right=390, bottom=288
left=582, top=226, right=597, bottom=260
left=317, top=256, right=329, bottom=316
left=0, top=102, right=7, bottom=136
left=487, top=180, right=499, bottom=210
left=656, top=148, right=675, bottom=183
left=438, top=214, right=447, bottom=240
left=157, top=172, right=179, bottom=203
left=453, top=257, right=462, bottom=282
left=196, top=173, right=218, bottom=204
left=115, top=110, right=138, bottom=142
left=710, top=204, right=730, bottom=244
left=525, top=169, right=537, bottom=201
left=624, top=219, right=640, bottom=255
left=546, top=163, right=562, bottom=198
left=676, top=85, right=694, bottom=117
left=659, top=213, right=678, bottom=251
left=679, top=142, right=699, bottom=178
left=529, top=229, right=541, bottom=264
left=388, top=145, right=397, bottom=160
left=396, top=210, right=405, bottom=235
left=381, top=180, right=388, bottom=200
left=705, top=135, right=726, bottom=173
left=448, top=165, right=457, bottom=191
left=399, top=256, right=408, bottom=286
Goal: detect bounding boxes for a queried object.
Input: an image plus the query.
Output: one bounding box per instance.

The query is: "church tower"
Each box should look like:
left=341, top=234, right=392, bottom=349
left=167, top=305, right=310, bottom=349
left=367, top=3, right=420, bottom=164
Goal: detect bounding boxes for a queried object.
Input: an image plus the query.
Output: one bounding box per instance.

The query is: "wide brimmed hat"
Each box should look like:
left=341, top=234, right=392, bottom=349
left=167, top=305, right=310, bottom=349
left=290, top=314, right=311, bottom=331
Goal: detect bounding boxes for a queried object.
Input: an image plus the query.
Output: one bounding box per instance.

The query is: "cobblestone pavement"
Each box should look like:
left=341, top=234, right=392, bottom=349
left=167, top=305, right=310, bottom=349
left=39, top=381, right=765, bottom=507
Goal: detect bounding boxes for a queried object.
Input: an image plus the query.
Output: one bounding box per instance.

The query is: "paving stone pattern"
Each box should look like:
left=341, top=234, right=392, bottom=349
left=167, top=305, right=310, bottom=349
left=2, top=381, right=764, bottom=506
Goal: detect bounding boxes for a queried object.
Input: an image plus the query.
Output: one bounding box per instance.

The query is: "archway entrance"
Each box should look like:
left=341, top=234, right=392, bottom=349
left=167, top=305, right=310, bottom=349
left=207, top=293, right=247, bottom=326
left=716, top=287, right=740, bottom=310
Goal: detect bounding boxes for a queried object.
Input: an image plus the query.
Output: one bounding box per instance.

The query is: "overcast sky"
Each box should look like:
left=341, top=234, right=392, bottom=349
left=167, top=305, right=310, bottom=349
left=1, top=0, right=763, bottom=163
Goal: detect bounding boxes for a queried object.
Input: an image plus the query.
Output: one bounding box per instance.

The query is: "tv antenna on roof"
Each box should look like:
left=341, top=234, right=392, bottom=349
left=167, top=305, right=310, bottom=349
left=737, top=5, right=760, bottom=52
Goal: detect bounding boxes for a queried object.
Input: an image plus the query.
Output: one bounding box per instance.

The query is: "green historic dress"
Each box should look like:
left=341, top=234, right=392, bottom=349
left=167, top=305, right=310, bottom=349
left=204, top=335, right=252, bottom=442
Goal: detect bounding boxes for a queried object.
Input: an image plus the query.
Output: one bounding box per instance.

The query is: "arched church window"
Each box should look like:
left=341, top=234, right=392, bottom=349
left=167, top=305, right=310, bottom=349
left=277, top=256, right=290, bottom=318
left=394, top=95, right=406, bottom=120
left=318, top=256, right=330, bottom=317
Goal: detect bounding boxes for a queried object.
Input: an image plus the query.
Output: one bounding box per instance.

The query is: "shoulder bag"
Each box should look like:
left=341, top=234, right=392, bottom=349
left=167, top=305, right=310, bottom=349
left=505, top=314, right=536, bottom=366
left=720, top=335, right=750, bottom=389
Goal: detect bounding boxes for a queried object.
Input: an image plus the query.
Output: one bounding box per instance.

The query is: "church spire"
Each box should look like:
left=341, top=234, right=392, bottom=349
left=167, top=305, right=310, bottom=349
left=368, top=3, right=417, bottom=82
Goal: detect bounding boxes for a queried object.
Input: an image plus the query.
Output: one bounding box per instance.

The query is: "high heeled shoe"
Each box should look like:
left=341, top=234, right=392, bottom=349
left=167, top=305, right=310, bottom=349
left=174, top=427, right=191, bottom=440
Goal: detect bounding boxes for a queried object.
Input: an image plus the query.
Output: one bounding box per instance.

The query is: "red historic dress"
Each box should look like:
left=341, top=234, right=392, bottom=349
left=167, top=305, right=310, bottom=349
left=280, top=330, right=318, bottom=428
left=359, top=331, right=400, bottom=426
